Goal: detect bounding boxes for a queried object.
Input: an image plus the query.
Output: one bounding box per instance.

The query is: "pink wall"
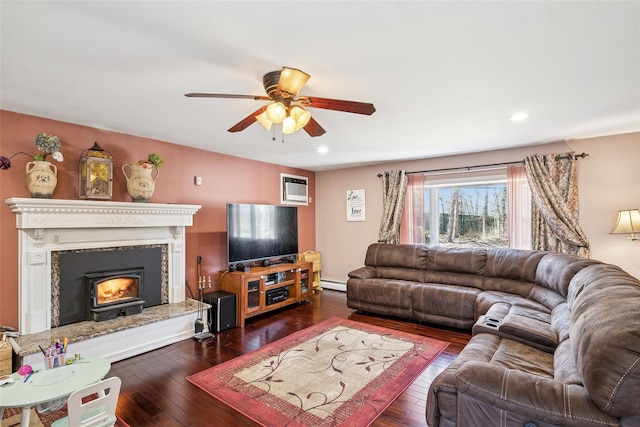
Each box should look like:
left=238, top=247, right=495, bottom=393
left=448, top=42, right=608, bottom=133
left=0, top=110, right=316, bottom=328
left=316, top=133, right=640, bottom=282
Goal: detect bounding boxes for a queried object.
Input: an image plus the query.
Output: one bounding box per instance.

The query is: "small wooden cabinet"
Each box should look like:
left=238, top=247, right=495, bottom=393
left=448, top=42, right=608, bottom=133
left=219, top=261, right=312, bottom=327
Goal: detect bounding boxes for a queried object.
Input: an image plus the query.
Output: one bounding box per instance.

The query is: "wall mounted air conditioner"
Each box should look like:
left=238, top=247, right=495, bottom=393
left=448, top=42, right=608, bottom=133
left=281, top=173, right=308, bottom=206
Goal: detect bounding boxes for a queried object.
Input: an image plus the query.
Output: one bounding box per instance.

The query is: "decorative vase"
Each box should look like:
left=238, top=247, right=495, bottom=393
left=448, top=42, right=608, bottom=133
left=122, top=163, right=159, bottom=202
left=26, top=160, right=58, bottom=198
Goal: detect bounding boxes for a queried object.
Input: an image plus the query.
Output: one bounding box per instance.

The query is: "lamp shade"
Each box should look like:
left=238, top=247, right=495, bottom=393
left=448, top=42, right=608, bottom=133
left=278, top=67, right=310, bottom=97
left=290, top=106, right=311, bottom=130
left=282, top=116, right=298, bottom=134
left=611, top=209, right=640, bottom=241
left=255, top=111, right=273, bottom=130
left=266, top=102, right=287, bottom=123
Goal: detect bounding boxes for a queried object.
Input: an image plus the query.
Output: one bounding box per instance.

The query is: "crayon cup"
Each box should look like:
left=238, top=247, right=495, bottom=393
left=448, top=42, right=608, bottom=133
left=44, top=355, right=54, bottom=369
left=44, top=354, right=65, bottom=369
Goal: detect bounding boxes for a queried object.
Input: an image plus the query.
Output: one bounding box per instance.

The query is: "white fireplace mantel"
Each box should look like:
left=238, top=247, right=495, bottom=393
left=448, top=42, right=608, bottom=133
left=5, top=198, right=201, bottom=335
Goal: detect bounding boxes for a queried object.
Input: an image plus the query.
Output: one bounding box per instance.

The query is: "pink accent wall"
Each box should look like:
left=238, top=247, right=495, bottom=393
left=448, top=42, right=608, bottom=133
left=0, top=110, right=315, bottom=328
left=315, top=133, right=640, bottom=283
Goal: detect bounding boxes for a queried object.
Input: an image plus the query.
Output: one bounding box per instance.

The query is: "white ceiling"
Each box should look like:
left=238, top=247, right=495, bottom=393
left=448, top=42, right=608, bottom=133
left=2, top=1, right=639, bottom=172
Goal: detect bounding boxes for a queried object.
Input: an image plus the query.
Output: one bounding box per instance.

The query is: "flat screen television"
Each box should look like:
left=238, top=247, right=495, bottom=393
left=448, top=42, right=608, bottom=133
left=226, top=203, right=298, bottom=265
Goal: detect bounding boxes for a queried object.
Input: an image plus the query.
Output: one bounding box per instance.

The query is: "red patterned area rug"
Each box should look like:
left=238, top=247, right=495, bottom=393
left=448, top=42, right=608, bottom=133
left=187, top=317, right=449, bottom=427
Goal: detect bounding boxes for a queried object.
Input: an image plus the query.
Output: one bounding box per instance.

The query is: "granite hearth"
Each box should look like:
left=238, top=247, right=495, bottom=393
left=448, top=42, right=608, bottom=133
left=10, top=299, right=201, bottom=365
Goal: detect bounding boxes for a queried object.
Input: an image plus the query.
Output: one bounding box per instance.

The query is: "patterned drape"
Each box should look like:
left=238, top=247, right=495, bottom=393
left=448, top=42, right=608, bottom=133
left=378, top=170, right=408, bottom=244
left=524, top=153, right=590, bottom=257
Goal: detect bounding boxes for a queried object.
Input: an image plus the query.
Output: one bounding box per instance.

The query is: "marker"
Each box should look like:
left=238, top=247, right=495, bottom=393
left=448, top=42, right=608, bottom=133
left=24, top=372, right=33, bottom=383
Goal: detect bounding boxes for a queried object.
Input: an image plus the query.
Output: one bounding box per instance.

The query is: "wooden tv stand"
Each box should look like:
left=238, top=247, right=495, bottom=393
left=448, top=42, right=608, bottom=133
left=219, top=261, right=312, bottom=328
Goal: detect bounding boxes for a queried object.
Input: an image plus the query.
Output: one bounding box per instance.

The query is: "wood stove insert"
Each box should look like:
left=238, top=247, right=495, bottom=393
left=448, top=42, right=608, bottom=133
left=86, top=269, right=145, bottom=322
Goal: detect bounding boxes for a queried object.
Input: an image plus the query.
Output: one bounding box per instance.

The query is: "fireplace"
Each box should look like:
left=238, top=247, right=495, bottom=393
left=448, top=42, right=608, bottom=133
left=6, top=198, right=201, bottom=364
left=52, top=245, right=167, bottom=327
left=87, top=268, right=145, bottom=321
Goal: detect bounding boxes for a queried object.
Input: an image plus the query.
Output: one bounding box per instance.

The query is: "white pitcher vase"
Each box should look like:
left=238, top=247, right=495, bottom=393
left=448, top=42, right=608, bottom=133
left=122, top=163, right=159, bottom=202
left=26, top=160, right=58, bottom=198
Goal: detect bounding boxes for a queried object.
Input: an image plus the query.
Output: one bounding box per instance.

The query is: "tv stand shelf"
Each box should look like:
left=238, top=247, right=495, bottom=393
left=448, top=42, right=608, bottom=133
left=219, top=261, right=312, bottom=328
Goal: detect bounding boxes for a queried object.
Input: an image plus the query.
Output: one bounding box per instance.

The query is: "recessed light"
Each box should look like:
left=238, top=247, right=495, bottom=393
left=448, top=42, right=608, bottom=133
left=317, top=146, right=328, bottom=154
left=509, top=112, right=530, bottom=122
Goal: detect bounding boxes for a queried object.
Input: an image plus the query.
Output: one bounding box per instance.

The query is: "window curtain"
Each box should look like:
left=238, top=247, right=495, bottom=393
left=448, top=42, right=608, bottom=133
left=378, top=170, right=408, bottom=244
left=400, top=174, right=426, bottom=244
left=523, top=153, right=590, bottom=257
left=507, top=164, right=531, bottom=249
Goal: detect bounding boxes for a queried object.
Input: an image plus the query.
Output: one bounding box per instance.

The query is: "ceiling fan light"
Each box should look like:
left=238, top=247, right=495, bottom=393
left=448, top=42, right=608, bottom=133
left=255, top=111, right=273, bottom=130
left=290, top=106, right=311, bottom=129
left=278, top=67, right=310, bottom=97
left=282, top=116, right=298, bottom=134
left=266, top=102, right=287, bottom=123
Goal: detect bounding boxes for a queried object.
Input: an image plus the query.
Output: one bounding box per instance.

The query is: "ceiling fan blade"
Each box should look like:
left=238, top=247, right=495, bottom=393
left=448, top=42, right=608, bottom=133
left=227, top=106, right=267, bottom=133
left=185, top=93, right=271, bottom=101
left=299, top=96, right=376, bottom=115
left=303, top=117, right=326, bottom=137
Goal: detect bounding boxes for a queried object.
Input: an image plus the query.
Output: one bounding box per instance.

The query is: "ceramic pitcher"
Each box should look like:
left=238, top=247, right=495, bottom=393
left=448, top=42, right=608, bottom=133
left=122, top=163, right=159, bottom=202
left=26, top=160, right=57, bottom=198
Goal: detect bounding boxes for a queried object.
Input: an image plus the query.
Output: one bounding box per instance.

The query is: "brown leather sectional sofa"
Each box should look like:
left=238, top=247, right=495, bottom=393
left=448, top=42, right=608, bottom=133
left=347, top=243, right=640, bottom=426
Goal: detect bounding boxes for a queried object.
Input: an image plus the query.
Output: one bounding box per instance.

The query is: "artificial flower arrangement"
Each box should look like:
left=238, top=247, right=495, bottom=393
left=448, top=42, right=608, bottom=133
left=0, top=133, right=64, bottom=170
left=136, top=153, right=164, bottom=169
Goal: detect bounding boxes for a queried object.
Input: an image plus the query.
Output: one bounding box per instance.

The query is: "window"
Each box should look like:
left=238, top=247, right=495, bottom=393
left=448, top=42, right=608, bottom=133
left=402, top=166, right=531, bottom=249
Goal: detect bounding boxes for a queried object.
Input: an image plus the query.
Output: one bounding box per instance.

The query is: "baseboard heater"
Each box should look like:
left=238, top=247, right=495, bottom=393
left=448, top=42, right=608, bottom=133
left=320, top=280, right=346, bottom=292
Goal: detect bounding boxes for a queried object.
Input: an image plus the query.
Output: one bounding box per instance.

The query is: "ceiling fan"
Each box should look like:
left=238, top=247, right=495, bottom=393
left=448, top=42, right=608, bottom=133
left=185, top=67, right=376, bottom=137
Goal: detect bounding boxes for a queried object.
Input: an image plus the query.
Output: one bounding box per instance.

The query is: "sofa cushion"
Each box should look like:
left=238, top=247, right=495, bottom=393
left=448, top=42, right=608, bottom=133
left=551, top=302, right=571, bottom=344
left=554, top=340, right=582, bottom=385
left=535, top=252, right=600, bottom=298
left=455, top=359, right=620, bottom=427
left=426, top=246, right=486, bottom=274
left=423, top=270, right=484, bottom=289
left=364, top=243, right=427, bottom=269
left=484, top=248, right=547, bottom=282
left=475, top=290, right=551, bottom=318
left=482, top=275, right=534, bottom=296
left=569, top=264, right=640, bottom=417
left=375, top=266, right=426, bottom=282
left=412, top=283, right=480, bottom=329
left=347, top=266, right=376, bottom=280
left=498, top=306, right=557, bottom=352
left=567, top=262, right=634, bottom=309
left=427, top=333, right=501, bottom=427
left=363, top=243, right=427, bottom=282
left=346, top=277, right=416, bottom=318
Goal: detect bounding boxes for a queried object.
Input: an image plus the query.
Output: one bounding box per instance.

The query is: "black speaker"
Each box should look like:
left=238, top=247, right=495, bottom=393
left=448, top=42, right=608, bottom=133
left=203, top=291, right=237, bottom=332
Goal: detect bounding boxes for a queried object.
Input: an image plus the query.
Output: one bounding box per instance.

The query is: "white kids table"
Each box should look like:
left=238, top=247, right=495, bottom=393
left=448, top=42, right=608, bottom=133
left=0, top=356, right=111, bottom=426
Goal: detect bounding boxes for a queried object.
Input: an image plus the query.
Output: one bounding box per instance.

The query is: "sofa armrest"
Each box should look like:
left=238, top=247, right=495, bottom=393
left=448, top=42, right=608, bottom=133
left=347, top=266, right=376, bottom=279
left=455, top=362, right=618, bottom=426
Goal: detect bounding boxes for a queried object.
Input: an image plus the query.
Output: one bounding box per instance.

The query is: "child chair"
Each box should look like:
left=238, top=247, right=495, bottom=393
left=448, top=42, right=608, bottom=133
left=51, top=376, right=121, bottom=427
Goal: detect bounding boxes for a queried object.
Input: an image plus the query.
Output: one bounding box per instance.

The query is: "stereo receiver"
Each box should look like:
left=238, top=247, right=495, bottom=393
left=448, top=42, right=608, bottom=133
left=266, top=288, right=289, bottom=305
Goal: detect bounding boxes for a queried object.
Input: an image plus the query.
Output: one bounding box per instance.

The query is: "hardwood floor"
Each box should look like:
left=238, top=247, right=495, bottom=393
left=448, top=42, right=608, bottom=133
left=110, top=290, right=471, bottom=427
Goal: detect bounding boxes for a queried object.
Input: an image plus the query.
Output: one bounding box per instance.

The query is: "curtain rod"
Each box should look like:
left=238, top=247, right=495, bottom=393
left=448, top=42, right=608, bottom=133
left=376, top=152, right=589, bottom=177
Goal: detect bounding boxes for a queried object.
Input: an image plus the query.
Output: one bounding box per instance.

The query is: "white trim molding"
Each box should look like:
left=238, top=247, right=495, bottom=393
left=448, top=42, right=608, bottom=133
left=5, top=198, right=201, bottom=335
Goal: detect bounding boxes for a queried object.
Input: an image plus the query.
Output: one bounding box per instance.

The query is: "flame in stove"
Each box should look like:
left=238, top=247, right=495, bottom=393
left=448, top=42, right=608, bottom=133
left=96, top=277, right=138, bottom=304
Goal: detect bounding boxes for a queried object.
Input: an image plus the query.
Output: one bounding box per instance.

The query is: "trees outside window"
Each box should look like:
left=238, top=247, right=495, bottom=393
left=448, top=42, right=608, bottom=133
left=432, top=182, right=507, bottom=248
left=402, top=169, right=531, bottom=250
